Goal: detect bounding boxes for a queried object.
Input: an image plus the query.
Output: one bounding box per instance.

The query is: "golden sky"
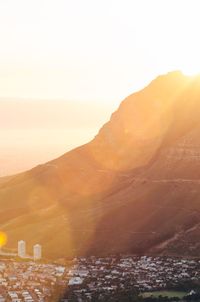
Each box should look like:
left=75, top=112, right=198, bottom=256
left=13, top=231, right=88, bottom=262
left=1, top=0, right=200, bottom=176
left=0, top=100, right=114, bottom=176
left=0, top=0, right=200, bottom=103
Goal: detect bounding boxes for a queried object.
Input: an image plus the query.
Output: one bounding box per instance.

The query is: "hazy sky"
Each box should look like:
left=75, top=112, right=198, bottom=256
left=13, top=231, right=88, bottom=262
left=1, top=0, right=200, bottom=176
left=0, top=100, right=114, bottom=176
left=0, top=0, right=200, bottom=103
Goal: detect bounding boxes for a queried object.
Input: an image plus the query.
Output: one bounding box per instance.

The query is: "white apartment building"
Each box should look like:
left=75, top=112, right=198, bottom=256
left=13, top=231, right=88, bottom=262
left=33, top=244, right=42, bottom=260
left=18, top=240, right=26, bottom=258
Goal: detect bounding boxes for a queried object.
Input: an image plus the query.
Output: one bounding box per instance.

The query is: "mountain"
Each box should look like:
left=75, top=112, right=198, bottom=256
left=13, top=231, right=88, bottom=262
left=1, top=71, right=200, bottom=259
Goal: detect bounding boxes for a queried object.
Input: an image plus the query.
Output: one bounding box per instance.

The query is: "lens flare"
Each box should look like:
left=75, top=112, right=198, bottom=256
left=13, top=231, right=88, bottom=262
left=0, top=232, right=7, bottom=247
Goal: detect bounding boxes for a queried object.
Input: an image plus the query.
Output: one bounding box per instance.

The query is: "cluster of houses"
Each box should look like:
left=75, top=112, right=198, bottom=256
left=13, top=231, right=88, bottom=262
left=0, top=255, right=200, bottom=301
left=62, top=255, right=200, bottom=301
left=0, top=259, right=67, bottom=301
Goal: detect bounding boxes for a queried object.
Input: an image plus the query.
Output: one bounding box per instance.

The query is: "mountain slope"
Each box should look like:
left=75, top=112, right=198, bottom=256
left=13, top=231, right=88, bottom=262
left=1, top=71, right=200, bottom=258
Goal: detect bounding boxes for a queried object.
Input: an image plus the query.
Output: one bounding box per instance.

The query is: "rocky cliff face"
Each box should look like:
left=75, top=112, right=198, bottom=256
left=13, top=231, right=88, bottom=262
left=1, top=71, right=200, bottom=258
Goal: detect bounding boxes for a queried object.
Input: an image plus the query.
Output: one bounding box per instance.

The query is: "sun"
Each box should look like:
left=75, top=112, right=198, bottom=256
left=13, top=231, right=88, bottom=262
left=0, top=231, right=7, bottom=248
left=181, top=63, right=200, bottom=77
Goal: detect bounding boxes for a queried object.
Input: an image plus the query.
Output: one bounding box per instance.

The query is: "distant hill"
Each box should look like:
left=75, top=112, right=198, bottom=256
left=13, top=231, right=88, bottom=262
left=1, top=71, right=200, bottom=259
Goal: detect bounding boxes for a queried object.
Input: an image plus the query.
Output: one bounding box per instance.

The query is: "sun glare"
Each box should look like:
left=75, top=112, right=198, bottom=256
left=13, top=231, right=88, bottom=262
left=0, top=231, right=7, bottom=248
left=182, top=70, right=200, bottom=77
left=181, top=63, right=200, bottom=77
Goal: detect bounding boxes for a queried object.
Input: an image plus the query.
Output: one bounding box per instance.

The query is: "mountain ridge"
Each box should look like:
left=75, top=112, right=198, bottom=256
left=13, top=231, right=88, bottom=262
left=1, top=71, right=200, bottom=258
